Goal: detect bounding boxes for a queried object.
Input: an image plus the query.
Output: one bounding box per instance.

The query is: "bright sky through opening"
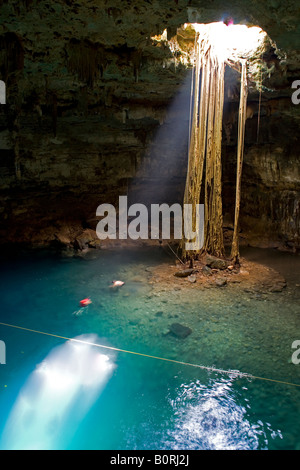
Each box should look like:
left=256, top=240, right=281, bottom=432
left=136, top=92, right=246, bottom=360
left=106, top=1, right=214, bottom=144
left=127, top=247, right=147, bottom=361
left=187, top=22, right=266, bottom=62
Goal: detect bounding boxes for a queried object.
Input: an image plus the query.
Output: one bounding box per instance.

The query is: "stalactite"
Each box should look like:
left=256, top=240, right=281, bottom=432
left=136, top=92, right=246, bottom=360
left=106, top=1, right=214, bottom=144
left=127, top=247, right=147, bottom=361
left=14, top=140, right=21, bottom=180
left=256, top=59, right=263, bottom=143
left=67, top=40, right=105, bottom=86
left=0, top=32, right=24, bottom=82
left=130, top=49, right=143, bottom=83
left=52, top=93, right=57, bottom=137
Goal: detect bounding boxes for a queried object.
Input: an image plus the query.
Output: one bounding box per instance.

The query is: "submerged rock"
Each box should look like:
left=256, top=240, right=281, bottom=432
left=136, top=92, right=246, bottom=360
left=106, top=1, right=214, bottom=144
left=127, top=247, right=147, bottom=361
left=162, top=328, right=170, bottom=336
left=155, top=311, right=164, bottom=317
left=169, top=322, right=192, bottom=339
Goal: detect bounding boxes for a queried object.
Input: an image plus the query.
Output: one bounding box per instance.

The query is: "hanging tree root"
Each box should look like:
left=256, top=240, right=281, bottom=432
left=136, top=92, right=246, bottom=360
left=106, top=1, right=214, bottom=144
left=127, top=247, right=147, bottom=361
left=231, top=59, right=248, bottom=266
left=181, top=27, right=249, bottom=266
left=181, top=34, right=225, bottom=261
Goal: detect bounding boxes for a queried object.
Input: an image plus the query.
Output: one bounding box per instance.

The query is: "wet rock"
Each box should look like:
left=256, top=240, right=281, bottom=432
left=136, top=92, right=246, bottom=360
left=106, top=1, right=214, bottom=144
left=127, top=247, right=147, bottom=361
left=244, top=288, right=254, bottom=293
left=55, top=232, right=72, bottom=246
left=206, top=255, right=228, bottom=270
left=188, top=274, right=197, bottom=283
left=145, top=267, right=153, bottom=272
left=74, top=229, right=98, bottom=250
left=88, top=239, right=101, bottom=249
left=174, top=268, right=194, bottom=278
left=169, top=322, right=192, bottom=339
left=215, top=278, right=227, bottom=287
left=202, top=265, right=212, bottom=275
left=61, top=246, right=75, bottom=257
left=269, top=281, right=287, bottom=293
left=239, top=269, right=249, bottom=276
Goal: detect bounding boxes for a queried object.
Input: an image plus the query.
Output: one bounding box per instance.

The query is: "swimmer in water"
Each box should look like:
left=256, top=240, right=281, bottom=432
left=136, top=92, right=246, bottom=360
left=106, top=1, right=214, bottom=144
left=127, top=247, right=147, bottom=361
left=80, top=298, right=92, bottom=306
left=109, top=280, right=125, bottom=288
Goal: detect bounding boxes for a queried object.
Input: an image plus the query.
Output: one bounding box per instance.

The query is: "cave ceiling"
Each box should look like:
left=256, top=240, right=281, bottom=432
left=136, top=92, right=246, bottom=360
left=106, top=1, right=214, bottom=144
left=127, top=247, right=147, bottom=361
left=1, top=0, right=299, bottom=105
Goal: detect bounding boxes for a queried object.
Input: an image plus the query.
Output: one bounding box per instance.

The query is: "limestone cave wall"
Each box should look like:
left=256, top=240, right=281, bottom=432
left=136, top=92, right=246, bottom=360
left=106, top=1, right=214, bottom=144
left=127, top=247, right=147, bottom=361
left=0, top=0, right=299, bottom=250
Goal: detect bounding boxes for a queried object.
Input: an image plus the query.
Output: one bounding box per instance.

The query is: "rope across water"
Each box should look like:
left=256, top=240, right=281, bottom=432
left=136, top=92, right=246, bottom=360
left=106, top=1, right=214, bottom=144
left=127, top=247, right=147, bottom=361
left=1, top=321, right=300, bottom=388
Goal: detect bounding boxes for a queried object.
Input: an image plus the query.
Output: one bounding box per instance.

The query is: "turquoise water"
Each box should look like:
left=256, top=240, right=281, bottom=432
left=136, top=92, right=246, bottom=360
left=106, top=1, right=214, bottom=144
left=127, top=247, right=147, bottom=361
left=0, top=247, right=300, bottom=450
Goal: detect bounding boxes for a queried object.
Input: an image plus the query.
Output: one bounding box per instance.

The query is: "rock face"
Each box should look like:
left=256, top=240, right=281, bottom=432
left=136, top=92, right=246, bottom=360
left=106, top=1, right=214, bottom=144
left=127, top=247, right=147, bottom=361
left=0, top=1, right=299, bottom=250
left=74, top=228, right=99, bottom=250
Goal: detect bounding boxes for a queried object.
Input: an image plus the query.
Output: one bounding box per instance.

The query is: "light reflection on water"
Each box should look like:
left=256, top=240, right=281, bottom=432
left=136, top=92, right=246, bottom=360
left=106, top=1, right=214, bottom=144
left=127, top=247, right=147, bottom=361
left=165, top=377, right=283, bottom=450
left=1, top=335, right=115, bottom=450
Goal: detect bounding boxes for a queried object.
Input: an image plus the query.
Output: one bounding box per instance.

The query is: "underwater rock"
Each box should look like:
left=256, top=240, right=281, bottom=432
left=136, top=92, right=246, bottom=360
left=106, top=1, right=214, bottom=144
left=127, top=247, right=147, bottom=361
left=206, top=255, right=228, bottom=270
left=129, top=317, right=142, bottom=326
left=162, top=328, right=170, bottom=336
left=169, top=322, right=192, bottom=338
left=174, top=268, right=194, bottom=278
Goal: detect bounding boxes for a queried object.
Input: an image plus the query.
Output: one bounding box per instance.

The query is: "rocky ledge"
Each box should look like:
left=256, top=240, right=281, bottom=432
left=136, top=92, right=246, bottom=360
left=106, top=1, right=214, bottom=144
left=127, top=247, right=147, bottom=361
left=149, top=252, right=289, bottom=296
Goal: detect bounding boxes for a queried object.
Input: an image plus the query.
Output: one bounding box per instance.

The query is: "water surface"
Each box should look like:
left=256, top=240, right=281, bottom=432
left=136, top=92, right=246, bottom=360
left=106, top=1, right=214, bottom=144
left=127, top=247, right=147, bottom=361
left=0, top=247, right=299, bottom=450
